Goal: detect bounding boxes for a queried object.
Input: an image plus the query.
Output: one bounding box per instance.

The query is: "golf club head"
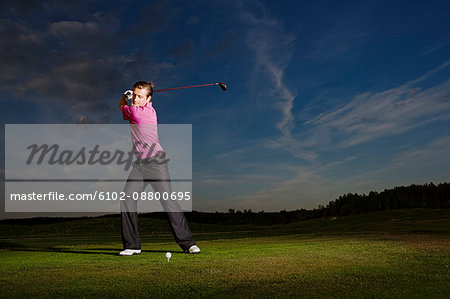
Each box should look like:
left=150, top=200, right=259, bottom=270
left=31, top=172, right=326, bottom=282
left=217, top=82, right=227, bottom=91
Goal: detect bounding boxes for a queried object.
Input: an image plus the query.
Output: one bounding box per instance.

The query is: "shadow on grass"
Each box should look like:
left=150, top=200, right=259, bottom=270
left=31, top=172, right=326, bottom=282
left=0, top=240, right=184, bottom=256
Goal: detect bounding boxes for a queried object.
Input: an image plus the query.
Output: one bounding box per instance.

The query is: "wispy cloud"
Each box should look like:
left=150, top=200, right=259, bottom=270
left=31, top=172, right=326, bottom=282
left=303, top=60, right=450, bottom=148
left=231, top=1, right=324, bottom=163
left=237, top=0, right=297, bottom=139
left=424, top=37, right=450, bottom=55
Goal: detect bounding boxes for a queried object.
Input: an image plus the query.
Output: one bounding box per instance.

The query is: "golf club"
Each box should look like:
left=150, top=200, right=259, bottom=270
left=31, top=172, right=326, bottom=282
left=154, top=82, right=227, bottom=93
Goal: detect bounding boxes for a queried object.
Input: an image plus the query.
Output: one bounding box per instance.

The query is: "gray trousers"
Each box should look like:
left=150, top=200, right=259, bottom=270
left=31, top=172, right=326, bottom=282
left=121, top=158, right=195, bottom=251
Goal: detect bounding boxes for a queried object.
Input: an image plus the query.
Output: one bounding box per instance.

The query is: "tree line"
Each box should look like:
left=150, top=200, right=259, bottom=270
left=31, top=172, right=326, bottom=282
left=321, top=182, right=449, bottom=217
left=179, top=182, right=450, bottom=225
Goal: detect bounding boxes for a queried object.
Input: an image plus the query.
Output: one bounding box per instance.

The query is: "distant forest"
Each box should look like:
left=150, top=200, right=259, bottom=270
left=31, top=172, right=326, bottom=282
left=2, top=182, right=449, bottom=225
left=177, top=182, right=450, bottom=225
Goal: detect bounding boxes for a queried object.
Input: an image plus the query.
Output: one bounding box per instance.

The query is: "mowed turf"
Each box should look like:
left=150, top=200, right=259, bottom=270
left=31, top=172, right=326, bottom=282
left=1, top=209, right=449, bottom=298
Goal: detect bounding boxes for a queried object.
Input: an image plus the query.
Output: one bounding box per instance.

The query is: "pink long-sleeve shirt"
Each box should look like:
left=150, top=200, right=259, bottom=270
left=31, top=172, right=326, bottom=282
left=122, top=102, right=164, bottom=159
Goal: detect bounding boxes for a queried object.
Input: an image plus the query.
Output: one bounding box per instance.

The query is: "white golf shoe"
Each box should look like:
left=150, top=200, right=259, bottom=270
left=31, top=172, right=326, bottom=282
left=188, top=245, right=201, bottom=254
left=119, top=249, right=141, bottom=256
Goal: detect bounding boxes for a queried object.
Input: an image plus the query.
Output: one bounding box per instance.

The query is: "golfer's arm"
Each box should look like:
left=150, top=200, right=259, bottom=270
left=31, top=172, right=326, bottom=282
left=119, top=96, right=127, bottom=112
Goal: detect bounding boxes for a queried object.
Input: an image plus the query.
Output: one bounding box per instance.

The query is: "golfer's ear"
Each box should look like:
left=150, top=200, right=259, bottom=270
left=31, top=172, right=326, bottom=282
left=147, top=96, right=152, bottom=102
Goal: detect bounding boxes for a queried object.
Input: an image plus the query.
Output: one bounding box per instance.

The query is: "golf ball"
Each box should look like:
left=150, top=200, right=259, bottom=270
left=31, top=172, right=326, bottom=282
left=165, top=252, right=172, bottom=261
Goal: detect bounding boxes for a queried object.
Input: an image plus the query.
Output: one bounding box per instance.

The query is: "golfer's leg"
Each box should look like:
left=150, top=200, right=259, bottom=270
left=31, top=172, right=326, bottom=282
left=148, top=164, right=196, bottom=251
left=121, top=167, right=145, bottom=250
left=166, top=210, right=195, bottom=251
left=153, top=180, right=196, bottom=251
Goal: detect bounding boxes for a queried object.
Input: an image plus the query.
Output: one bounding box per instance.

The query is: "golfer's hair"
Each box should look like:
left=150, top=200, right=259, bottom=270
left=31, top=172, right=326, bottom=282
left=133, top=81, right=154, bottom=97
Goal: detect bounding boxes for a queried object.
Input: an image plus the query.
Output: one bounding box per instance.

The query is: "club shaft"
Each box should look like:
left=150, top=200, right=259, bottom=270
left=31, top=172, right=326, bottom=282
left=154, top=83, right=216, bottom=92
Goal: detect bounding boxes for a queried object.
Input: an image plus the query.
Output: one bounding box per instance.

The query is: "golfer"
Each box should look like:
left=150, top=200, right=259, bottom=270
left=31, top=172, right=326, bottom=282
left=118, top=81, right=200, bottom=256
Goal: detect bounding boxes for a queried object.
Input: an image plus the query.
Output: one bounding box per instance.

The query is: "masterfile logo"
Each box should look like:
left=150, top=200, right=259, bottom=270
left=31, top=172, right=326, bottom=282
left=4, top=124, right=192, bottom=213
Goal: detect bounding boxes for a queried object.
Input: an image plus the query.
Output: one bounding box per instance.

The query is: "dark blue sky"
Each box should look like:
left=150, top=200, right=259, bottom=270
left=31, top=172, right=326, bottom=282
left=1, top=0, right=449, bottom=212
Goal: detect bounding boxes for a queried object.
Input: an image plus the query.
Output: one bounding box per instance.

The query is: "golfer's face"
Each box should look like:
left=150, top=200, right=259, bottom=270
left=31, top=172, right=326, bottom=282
left=132, top=88, right=151, bottom=106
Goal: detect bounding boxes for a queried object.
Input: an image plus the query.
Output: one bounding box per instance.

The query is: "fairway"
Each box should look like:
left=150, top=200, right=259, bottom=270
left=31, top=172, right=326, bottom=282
left=1, top=210, right=449, bottom=298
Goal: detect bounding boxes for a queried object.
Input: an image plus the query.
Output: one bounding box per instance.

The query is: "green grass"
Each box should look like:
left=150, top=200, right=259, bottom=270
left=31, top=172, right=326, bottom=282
left=1, top=209, right=449, bottom=298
